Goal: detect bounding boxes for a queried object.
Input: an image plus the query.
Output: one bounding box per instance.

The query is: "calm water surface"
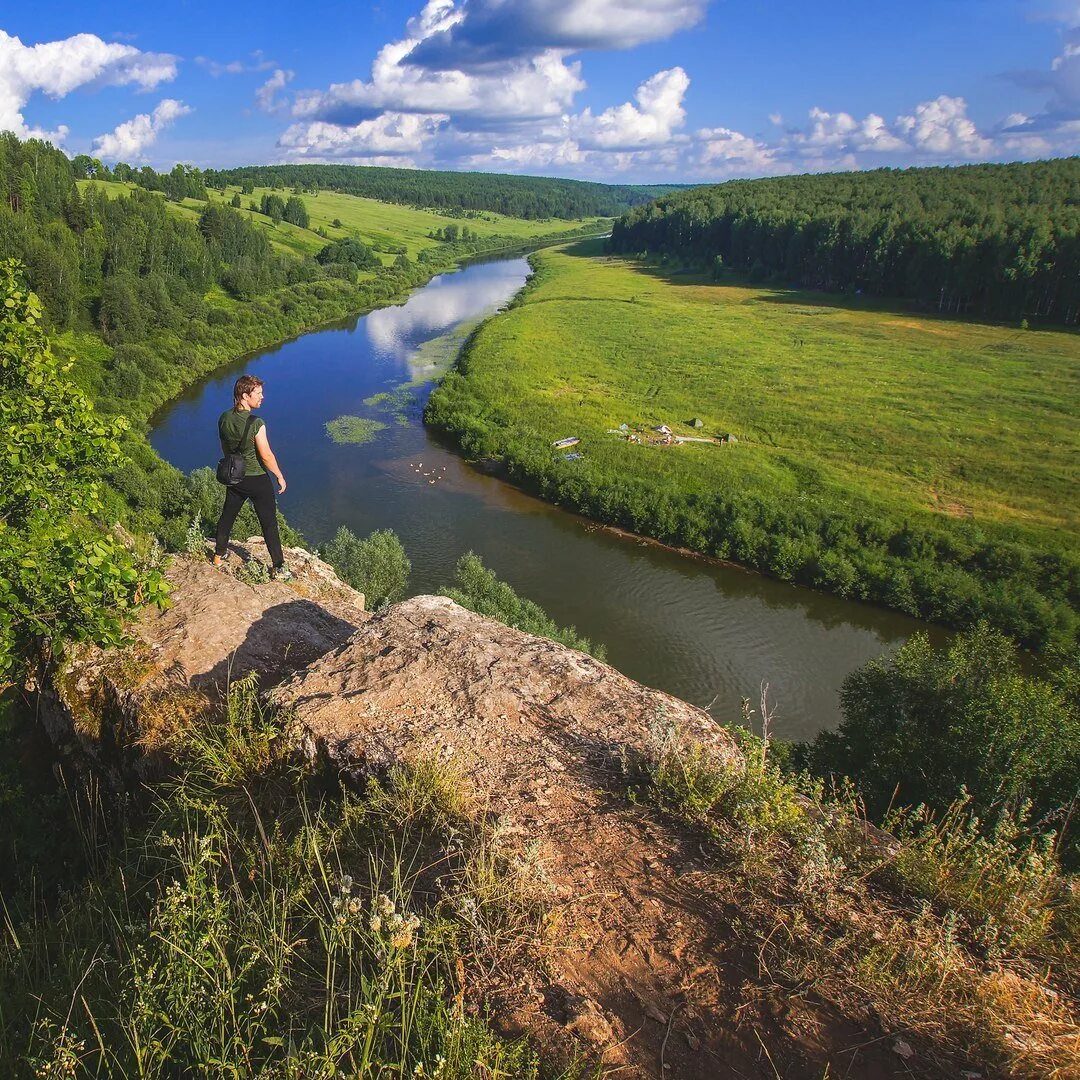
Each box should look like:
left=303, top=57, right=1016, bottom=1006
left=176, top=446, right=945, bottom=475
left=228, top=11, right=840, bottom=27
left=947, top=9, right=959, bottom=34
left=151, top=257, right=940, bottom=740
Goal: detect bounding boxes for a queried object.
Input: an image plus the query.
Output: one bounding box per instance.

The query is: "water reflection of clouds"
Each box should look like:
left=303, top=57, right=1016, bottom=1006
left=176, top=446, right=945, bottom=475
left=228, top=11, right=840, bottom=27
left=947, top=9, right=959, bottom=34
left=365, top=265, right=527, bottom=361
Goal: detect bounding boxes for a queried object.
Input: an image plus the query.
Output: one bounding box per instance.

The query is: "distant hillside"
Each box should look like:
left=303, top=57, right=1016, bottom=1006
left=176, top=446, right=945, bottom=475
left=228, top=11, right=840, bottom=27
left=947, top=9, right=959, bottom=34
left=203, top=163, right=656, bottom=220
left=610, top=159, right=1080, bottom=324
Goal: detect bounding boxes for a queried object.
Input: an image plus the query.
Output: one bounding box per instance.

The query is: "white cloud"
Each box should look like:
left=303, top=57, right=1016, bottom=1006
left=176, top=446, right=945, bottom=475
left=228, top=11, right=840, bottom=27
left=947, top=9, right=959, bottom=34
left=793, top=106, right=907, bottom=152
left=0, top=29, right=177, bottom=144
left=895, top=95, right=991, bottom=156
left=279, top=111, right=444, bottom=162
left=571, top=66, right=687, bottom=149
left=406, top=0, right=707, bottom=69
left=281, top=0, right=698, bottom=164
left=256, top=68, right=294, bottom=113
left=293, top=6, right=585, bottom=127
left=695, top=126, right=779, bottom=173
left=91, top=98, right=191, bottom=160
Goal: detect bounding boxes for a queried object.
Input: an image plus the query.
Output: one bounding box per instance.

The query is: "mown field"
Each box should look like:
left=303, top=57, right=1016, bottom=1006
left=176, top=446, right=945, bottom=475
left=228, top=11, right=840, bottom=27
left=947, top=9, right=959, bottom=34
left=80, top=179, right=609, bottom=262
left=428, top=239, right=1080, bottom=647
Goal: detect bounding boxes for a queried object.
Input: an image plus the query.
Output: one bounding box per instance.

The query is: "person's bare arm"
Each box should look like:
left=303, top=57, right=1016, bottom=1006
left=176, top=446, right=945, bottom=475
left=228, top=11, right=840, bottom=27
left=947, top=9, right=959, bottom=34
left=254, top=426, right=287, bottom=493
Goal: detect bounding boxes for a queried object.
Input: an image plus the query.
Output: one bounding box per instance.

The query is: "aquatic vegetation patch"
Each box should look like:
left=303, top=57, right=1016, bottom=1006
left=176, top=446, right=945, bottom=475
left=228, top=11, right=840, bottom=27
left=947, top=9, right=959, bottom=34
left=325, top=415, right=388, bottom=444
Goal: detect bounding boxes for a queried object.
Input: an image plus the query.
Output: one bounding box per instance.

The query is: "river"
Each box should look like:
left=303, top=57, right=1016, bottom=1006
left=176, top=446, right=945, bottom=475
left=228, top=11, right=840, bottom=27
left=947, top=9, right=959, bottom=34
left=150, top=255, right=940, bottom=741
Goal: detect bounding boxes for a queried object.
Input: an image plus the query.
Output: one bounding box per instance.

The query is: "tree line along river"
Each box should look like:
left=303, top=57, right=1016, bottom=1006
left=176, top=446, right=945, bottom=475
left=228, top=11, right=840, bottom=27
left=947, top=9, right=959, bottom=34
left=150, top=255, right=942, bottom=741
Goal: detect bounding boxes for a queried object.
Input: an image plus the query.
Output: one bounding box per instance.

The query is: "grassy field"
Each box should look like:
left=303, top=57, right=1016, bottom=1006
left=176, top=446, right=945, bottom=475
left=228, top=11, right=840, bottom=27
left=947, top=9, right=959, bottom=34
left=428, top=239, right=1080, bottom=645
left=80, top=180, right=609, bottom=262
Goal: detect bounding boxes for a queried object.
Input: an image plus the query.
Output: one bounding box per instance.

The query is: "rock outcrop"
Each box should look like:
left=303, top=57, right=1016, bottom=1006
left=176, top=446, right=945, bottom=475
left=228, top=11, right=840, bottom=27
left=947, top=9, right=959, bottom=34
left=271, top=594, right=743, bottom=1077
left=38, top=543, right=367, bottom=779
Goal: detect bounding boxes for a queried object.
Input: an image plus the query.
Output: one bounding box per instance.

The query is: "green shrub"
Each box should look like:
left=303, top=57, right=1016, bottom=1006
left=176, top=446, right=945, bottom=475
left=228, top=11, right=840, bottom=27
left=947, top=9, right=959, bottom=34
left=322, top=526, right=411, bottom=608
left=439, top=551, right=605, bottom=659
left=799, top=625, right=1080, bottom=864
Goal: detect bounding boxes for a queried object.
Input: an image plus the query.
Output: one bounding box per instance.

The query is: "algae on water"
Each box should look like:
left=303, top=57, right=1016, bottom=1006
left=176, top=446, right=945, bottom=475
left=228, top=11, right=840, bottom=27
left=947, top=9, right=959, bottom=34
left=325, top=415, right=388, bottom=445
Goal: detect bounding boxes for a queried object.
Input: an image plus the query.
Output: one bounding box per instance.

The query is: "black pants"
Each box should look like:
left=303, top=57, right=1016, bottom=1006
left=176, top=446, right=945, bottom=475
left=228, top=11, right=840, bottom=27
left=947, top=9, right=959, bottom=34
left=214, top=472, right=284, bottom=567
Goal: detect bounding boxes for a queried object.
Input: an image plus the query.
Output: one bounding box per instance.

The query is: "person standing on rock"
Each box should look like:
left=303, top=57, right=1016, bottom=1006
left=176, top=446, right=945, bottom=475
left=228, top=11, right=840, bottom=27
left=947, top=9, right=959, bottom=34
left=213, top=374, right=293, bottom=582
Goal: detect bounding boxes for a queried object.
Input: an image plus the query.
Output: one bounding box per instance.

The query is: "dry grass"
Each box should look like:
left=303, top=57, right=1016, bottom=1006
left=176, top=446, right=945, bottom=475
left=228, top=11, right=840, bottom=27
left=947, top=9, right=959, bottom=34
left=635, top=716, right=1080, bottom=1079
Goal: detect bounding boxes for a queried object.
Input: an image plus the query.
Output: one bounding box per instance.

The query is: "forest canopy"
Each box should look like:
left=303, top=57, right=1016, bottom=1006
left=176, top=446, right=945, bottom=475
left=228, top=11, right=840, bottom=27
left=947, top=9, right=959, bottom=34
left=610, top=158, right=1080, bottom=323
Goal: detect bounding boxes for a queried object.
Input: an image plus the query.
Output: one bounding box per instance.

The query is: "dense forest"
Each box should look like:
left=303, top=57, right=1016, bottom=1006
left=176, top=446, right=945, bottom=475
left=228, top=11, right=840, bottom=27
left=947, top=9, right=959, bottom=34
left=610, top=159, right=1080, bottom=323
left=202, top=163, right=655, bottom=219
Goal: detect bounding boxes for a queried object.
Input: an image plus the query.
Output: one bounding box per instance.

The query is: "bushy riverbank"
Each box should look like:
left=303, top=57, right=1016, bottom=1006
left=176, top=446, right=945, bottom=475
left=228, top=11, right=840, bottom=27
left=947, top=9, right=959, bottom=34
left=426, top=240, right=1080, bottom=649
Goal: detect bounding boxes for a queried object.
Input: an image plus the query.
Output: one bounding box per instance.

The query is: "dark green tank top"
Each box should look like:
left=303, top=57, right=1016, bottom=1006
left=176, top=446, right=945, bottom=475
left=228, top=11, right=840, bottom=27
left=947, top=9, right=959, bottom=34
left=218, top=409, right=265, bottom=476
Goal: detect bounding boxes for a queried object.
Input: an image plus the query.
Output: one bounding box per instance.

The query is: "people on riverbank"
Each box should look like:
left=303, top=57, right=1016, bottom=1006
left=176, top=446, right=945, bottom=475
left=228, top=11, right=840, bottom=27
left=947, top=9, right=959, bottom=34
left=213, top=374, right=292, bottom=581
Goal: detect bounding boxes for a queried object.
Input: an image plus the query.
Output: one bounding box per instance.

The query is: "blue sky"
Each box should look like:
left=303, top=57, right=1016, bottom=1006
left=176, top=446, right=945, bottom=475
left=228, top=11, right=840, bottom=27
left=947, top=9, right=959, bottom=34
left=3, top=0, right=1079, bottom=182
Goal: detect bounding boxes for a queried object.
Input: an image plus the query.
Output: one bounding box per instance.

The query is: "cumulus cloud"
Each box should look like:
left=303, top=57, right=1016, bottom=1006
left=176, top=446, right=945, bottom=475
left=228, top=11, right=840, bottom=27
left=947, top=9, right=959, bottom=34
left=91, top=98, right=191, bottom=160
left=281, top=0, right=699, bottom=164
left=256, top=68, right=294, bottom=113
left=695, top=126, right=779, bottom=173
left=894, top=95, right=992, bottom=156
left=293, top=2, right=585, bottom=128
left=278, top=110, right=443, bottom=161
left=0, top=29, right=177, bottom=144
left=571, top=66, right=687, bottom=149
left=791, top=106, right=908, bottom=153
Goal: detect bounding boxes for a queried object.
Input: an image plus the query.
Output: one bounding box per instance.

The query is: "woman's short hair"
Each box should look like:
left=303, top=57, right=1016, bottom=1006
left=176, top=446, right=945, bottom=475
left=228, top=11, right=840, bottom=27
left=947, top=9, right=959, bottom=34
left=233, top=374, right=264, bottom=406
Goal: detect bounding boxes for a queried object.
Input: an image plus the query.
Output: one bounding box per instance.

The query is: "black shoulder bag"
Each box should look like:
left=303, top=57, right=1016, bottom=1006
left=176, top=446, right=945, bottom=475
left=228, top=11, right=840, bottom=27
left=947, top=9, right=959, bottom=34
left=216, top=414, right=257, bottom=486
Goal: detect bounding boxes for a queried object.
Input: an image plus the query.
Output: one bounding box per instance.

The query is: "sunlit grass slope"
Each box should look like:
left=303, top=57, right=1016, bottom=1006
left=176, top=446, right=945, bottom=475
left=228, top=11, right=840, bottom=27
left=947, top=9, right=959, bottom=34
left=428, top=238, right=1080, bottom=643
left=80, top=180, right=609, bottom=262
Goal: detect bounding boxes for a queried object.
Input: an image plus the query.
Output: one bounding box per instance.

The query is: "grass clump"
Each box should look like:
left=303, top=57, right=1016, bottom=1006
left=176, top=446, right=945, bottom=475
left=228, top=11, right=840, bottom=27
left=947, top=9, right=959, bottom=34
left=643, top=706, right=806, bottom=846
left=0, top=678, right=562, bottom=1079
left=324, top=415, right=388, bottom=445
left=883, top=796, right=1078, bottom=958
left=440, top=551, right=606, bottom=659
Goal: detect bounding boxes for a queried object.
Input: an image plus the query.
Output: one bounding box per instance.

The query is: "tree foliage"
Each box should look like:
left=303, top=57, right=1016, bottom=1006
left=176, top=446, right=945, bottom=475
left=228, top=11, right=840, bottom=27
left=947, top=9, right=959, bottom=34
left=610, top=160, right=1080, bottom=323
left=439, top=552, right=605, bottom=659
left=321, top=527, right=411, bottom=609
left=315, top=237, right=380, bottom=272
left=0, top=260, right=167, bottom=678
left=799, top=625, right=1080, bottom=860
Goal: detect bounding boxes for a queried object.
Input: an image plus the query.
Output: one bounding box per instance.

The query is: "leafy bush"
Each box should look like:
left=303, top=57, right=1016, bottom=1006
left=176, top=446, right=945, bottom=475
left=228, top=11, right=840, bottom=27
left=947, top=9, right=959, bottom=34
left=0, top=261, right=167, bottom=679
left=322, top=527, right=411, bottom=609
left=439, top=551, right=605, bottom=659
left=799, top=625, right=1080, bottom=863
left=316, top=237, right=380, bottom=272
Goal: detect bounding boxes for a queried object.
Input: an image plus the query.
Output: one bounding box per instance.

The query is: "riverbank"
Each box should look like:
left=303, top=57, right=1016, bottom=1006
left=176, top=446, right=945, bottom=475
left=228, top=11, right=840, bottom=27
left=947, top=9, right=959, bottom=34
left=426, top=240, right=1080, bottom=650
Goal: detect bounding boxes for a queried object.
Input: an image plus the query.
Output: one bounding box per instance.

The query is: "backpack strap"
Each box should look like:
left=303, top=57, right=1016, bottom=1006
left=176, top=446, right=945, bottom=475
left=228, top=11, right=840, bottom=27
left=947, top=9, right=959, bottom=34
left=229, top=413, right=257, bottom=455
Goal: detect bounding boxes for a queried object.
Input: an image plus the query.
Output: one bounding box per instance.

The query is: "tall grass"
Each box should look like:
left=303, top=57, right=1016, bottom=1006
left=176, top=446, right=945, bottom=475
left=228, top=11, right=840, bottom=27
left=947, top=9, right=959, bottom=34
left=0, top=680, right=566, bottom=1079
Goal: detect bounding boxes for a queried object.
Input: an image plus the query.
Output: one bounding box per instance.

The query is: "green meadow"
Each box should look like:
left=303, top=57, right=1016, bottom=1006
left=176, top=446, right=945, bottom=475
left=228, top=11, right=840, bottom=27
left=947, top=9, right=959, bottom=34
left=427, top=239, right=1080, bottom=647
left=80, top=179, right=609, bottom=262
